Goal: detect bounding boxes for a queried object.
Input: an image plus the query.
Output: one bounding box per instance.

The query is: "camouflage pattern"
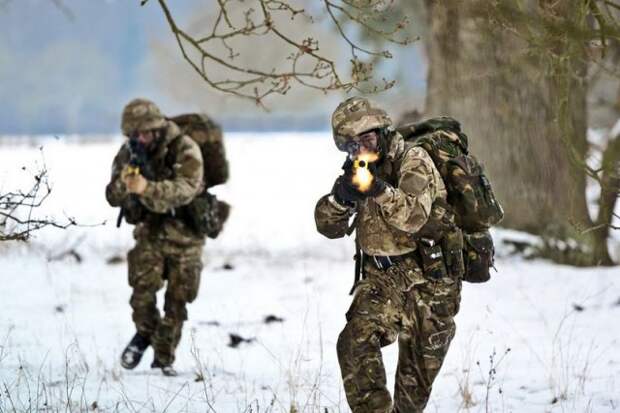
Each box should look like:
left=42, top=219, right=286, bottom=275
left=332, top=97, right=393, bottom=152
left=171, top=113, right=229, bottom=189
left=106, top=110, right=205, bottom=366
left=462, top=230, right=494, bottom=283
left=121, top=98, right=168, bottom=136
left=396, top=116, right=464, bottom=146
left=106, top=121, right=205, bottom=246
left=337, top=256, right=461, bottom=412
left=414, top=130, right=504, bottom=232
left=316, top=129, right=460, bottom=411
left=127, top=238, right=203, bottom=366
left=315, top=131, right=447, bottom=256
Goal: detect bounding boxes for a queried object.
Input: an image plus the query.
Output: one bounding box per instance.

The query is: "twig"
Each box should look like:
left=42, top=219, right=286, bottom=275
left=154, top=0, right=413, bottom=106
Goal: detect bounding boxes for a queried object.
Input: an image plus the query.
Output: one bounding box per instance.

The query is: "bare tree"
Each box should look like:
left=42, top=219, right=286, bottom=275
left=0, top=156, right=80, bottom=242
left=0, top=1, right=87, bottom=243
left=421, top=0, right=620, bottom=265
left=146, top=0, right=413, bottom=107
left=153, top=0, right=619, bottom=264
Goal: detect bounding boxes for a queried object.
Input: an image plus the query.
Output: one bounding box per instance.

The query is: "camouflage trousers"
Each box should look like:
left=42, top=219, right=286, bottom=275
left=127, top=238, right=204, bottom=366
left=337, top=255, right=461, bottom=413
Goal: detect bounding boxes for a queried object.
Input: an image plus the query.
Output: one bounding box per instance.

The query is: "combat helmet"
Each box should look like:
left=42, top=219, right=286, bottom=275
left=331, top=96, right=392, bottom=152
left=121, top=98, right=168, bottom=136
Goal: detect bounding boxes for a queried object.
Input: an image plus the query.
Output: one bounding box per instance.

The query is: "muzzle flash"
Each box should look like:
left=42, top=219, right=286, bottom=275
left=352, top=152, right=379, bottom=192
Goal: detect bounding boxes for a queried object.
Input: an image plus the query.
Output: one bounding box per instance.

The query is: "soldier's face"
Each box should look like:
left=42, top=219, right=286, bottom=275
left=346, top=130, right=379, bottom=157
left=134, top=130, right=156, bottom=147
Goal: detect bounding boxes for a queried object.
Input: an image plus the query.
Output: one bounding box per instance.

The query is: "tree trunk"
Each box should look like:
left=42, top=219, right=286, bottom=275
left=423, top=0, right=610, bottom=265
left=591, top=134, right=620, bottom=265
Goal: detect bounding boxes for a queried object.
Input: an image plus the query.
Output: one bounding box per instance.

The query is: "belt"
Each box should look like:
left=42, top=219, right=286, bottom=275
left=366, top=250, right=418, bottom=271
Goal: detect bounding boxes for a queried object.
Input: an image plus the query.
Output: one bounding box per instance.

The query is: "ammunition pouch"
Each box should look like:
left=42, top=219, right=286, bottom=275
left=462, top=230, right=495, bottom=283
left=180, top=191, right=230, bottom=239
left=118, top=191, right=230, bottom=240
left=441, top=228, right=465, bottom=278
left=415, top=199, right=465, bottom=280
left=417, top=238, right=448, bottom=280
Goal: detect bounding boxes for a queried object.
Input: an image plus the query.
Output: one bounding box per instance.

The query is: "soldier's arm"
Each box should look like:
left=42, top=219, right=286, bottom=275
left=373, top=147, right=438, bottom=234
left=314, top=194, right=355, bottom=239
left=105, top=144, right=130, bottom=207
left=138, top=136, right=204, bottom=214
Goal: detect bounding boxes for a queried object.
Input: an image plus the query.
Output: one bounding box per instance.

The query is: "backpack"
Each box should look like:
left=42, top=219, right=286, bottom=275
left=170, top=113, right=229, bottom=188
left=397, top=117, right=504, bottom=283
left=170, top=113, right=230, bottom=238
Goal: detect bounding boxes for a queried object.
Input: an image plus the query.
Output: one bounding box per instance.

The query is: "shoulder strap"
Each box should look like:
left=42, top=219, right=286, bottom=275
left=345, top=213, right=359, bottom=236
left=164, top=134, right=185, bottom=167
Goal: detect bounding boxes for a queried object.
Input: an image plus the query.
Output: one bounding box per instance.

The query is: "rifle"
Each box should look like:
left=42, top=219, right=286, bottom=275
left=116, top=138, right=149, bottom=228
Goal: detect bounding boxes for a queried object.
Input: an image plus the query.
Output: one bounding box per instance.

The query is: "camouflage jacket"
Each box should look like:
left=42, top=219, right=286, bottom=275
left=106, top=121, right=205, bottom=246
left=315, top=132, right=447, bottom=256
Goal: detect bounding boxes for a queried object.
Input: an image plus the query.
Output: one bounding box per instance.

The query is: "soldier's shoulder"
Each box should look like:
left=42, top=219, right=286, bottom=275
left=171, top=134, right=201, bottom=156
left=172, top=134, right=204, bottom=173
left=178, top=133, right=199, bottom=149
left=402, top=145, right=434, bottom=166
left=397, top=145, right=438, bottom=180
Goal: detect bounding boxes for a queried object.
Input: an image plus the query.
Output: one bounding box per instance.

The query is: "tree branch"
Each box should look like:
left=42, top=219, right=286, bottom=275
left=154, top=0, right=413, bottom=106
left=1, top=160, right=102, bottom=242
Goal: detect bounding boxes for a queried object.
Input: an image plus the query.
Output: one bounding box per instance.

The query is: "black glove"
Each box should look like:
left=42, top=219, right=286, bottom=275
left=366, top=176, right=387, bottom=198
left=332, top=175, right=366, bottom=206
left=332, top=159, right=387, bottom=205
left=365, top=161, right=387, bottom=198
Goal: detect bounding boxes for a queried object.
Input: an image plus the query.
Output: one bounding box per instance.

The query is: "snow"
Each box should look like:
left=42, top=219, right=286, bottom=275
left=0, top=134, right=619, bottom=412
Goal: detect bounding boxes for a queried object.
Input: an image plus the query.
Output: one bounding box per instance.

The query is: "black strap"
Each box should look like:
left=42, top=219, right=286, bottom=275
left=116, top=208, right=125, bottom=228
left=350, top=242, right=362, bottom=295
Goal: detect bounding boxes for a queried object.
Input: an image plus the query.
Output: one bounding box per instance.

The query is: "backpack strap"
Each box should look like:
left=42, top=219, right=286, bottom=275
left=163, top=133, right=186, bottom=170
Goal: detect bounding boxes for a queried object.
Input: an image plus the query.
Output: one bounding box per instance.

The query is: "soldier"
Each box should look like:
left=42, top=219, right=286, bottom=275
left=315, top=97, right=463, bottom=412
left=106, top=98, right=205, bottom=377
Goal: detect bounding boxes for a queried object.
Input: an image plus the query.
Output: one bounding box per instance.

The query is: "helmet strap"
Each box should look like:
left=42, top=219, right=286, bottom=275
left=376, top=127, right=390, bottom=162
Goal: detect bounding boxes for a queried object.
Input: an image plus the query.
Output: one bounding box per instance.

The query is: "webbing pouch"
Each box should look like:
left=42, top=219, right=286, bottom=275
left=441, top=228, right=465, bottom=279
left=418, top=238, right=448, bottom=280
left=463, top=230, right=495, bottom=283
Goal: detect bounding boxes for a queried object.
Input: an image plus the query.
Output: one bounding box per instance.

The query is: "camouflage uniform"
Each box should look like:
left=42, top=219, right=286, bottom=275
left=315, top=98, right=462, bottom=412
left=106, top=99, right=205, bottom=367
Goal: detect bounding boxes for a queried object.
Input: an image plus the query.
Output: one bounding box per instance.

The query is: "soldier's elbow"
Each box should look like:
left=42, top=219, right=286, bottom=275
left=316, top=223, right=345, bottom=239
left=105, top=188, right=122, bottom=207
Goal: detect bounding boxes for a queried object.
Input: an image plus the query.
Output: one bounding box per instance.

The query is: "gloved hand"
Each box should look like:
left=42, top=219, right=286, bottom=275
left=365, top=161, right=387, bottom=198
left=332, top=175, right=366, bottom=207
left=122, top=168, right=148, bottom=195
left=366, top=176, right=387, bottom=198
left=331, top=158, right=388, bottom=205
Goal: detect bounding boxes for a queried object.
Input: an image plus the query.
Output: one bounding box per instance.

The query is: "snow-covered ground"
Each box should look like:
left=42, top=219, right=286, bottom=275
left=0, top=134, right=619, bottom=412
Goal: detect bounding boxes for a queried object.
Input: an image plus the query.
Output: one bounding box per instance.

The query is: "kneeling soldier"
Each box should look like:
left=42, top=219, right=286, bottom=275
left=315, top=97, right=463, bottom=412
left=106, top=98, right=205, bottom=376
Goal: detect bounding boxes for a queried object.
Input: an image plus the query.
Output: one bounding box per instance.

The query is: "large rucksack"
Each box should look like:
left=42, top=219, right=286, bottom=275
left=170, top=113, right=230, bottom=238
left=397, top=117, right=504, bottom=282
left=171, top=113, right=229, bottom=188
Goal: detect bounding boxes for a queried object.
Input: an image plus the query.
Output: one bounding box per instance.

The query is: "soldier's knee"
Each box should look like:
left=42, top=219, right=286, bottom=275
left=160, top=316, right=182, bottom=329
left=168, top=259, right=202, bottom=303
left=425, top=321, right=456, bottom=355
left=130, top=290, right=156, bottom=310
left=336, top=326, right=351, bottom=358
left=128, top=246, right=164, bottom=291
left=338, top=319, right=381, bottom=357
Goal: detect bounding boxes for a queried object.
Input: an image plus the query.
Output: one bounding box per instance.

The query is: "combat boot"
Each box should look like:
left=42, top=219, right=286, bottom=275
left=120, top=333, right=150, bottom=369
left=151, top=358, right=178, bottom=377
